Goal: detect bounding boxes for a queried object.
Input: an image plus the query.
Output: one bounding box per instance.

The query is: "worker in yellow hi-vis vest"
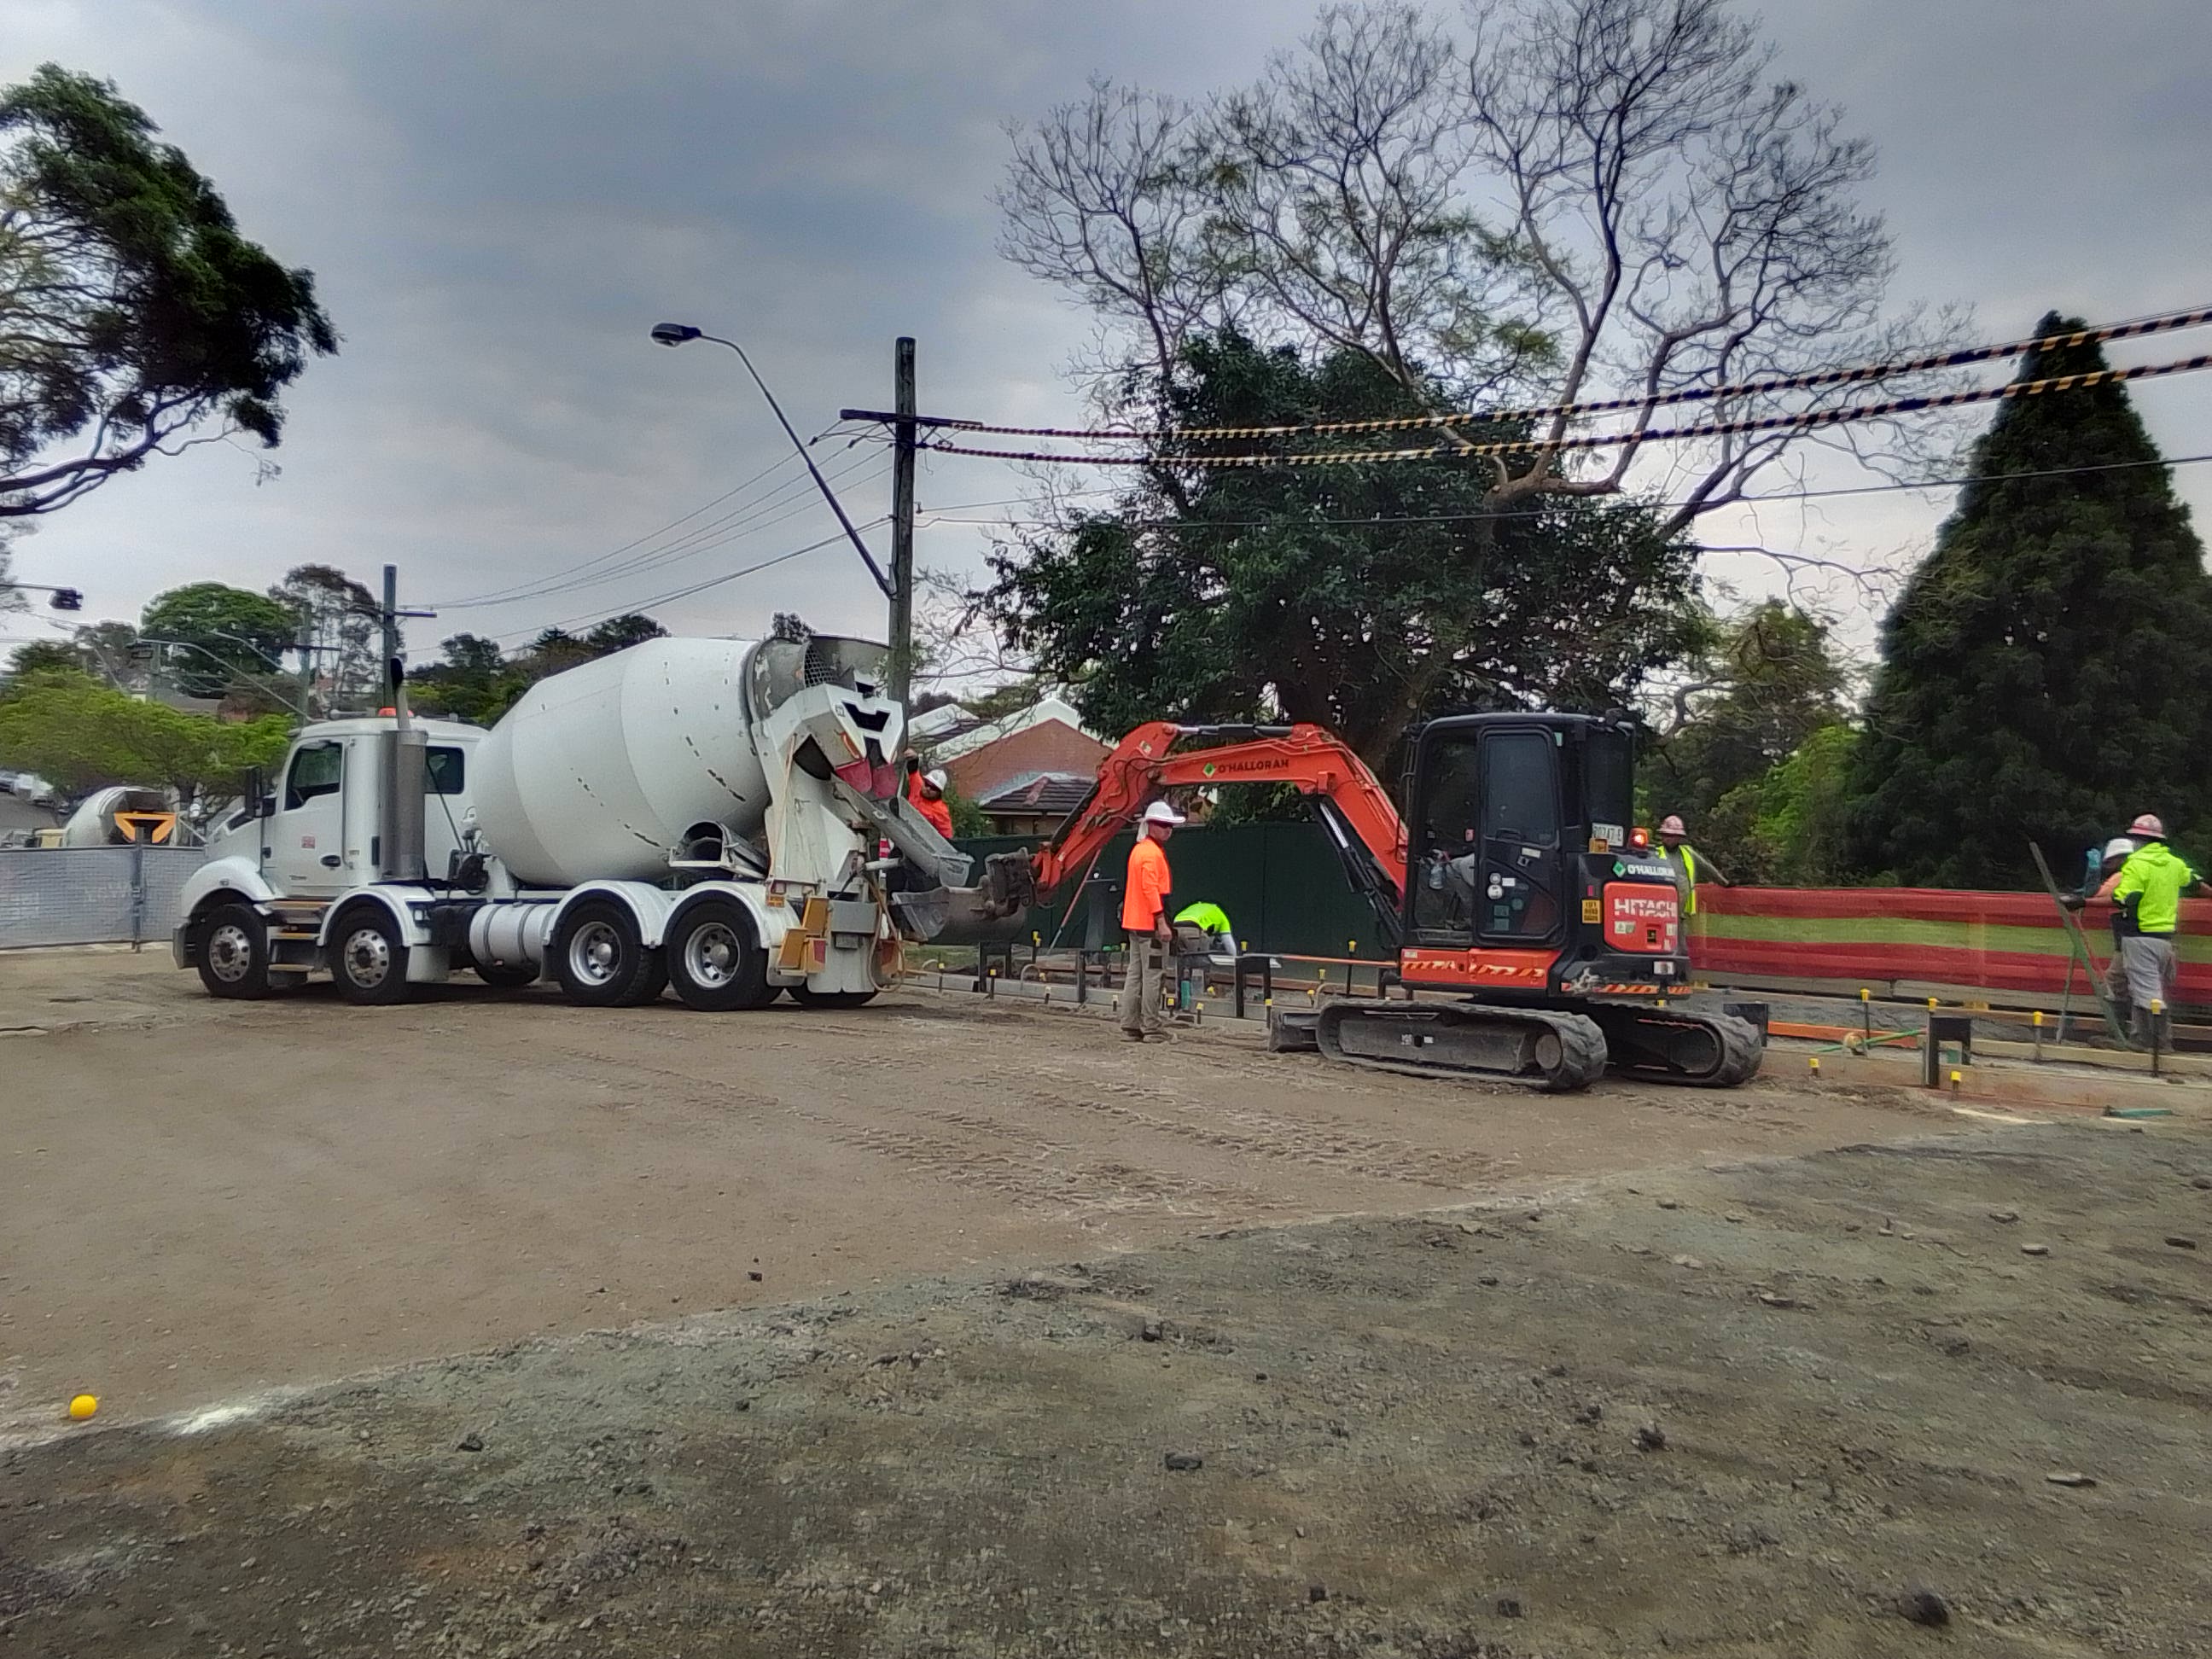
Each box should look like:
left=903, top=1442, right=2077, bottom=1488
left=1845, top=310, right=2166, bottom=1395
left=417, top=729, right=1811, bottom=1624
left=1654, top=814, right=1728, bottom=917
left=2110, top=812, right=2211, bottom=1046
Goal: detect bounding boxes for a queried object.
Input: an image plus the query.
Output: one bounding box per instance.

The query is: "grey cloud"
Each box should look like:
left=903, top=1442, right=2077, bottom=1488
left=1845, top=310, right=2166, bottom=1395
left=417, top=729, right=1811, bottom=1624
left=2, top=0, right=2206, bottom=661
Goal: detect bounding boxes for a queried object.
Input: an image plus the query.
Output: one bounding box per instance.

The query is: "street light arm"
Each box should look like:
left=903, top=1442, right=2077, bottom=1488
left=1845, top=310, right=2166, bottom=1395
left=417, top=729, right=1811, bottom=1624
left=137, top=636, right=309, bottom=719
left=690, top=331, right=896, bottom=601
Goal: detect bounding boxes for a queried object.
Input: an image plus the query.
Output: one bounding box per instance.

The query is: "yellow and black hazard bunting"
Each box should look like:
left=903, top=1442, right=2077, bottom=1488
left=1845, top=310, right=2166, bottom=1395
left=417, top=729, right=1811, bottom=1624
left=917, top=352, right=2212, bottom=470
left=878, top=304, right=2212, bottom=445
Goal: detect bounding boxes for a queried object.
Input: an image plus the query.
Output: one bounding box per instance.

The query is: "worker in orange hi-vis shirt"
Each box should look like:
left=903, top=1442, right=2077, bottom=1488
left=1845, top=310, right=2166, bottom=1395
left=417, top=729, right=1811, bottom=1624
left=901, top=752, right=955, bottom=838
left=1119, top=800, right=1185, bottom=1041
left=913, top=768, right=953, bottom=838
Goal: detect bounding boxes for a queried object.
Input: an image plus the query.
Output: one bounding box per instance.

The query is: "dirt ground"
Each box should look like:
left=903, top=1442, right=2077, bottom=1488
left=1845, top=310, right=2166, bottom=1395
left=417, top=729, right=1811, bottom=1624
left=4, top=1122, right=2209, bottom=1656
left=3, top=951, right=2209, bottom=1655
left=2, top=949, right=1947, bottom=1430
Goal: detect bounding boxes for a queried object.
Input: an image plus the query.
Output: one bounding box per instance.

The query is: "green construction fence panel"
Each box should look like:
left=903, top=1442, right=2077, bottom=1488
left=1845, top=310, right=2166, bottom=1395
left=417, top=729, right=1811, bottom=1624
left=955, top=820, right=1395, bottom=961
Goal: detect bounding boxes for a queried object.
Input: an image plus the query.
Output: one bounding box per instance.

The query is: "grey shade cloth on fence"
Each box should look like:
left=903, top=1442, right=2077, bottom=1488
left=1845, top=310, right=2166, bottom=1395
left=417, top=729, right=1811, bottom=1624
left=0, top=847, right=207, bottom=949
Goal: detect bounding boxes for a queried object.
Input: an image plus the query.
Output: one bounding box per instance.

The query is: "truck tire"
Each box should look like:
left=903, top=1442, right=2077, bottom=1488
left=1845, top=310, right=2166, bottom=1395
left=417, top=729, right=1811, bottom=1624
left=196, top=901, right=274, bottom=1000
left=553, top=898, right=662, bottom=1007
left=788, top=986, right=879, bottom=1010
left=472, top=958, right=539, bottom=990
left=666, top=898, right=776, bottom=1012
left=329, top=905, right=413, bottom=1006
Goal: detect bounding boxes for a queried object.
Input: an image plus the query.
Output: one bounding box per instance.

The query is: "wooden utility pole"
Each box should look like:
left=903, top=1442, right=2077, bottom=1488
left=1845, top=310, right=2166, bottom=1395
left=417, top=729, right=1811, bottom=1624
left=381, top=564, right=401, bottom=705
left=294, top=615, right=316, bottom=719
left=889, top=335, right=917, bottom=706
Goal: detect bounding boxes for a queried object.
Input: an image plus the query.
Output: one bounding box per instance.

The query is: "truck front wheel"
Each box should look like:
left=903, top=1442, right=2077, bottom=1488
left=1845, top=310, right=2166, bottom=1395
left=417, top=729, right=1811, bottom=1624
left=667, top=898, right=776, bottom=1011
left=329, top=906, right=413, bottom=1006
left=553, top=899, right=664, bottom=1007
left=196, top=901, right=273, bottom=1000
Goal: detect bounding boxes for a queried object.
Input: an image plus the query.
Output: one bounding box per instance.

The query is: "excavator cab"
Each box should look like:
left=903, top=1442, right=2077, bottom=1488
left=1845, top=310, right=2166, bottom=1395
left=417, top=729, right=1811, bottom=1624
left=1346, top=710, right=1760, bottom=1089
left=1400, top=713, right=1676, bottom=996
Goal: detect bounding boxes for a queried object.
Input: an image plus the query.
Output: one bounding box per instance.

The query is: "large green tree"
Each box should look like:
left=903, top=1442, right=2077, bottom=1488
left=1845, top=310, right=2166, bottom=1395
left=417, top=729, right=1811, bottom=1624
left=140, top=580, right=297, bottom=701
left=0, top=666, right=288, bottom=806
left=984, top=330, right=1703, bottom=771
left=1842, top=312, right=2212, bottom=888
left=1650, top=600, right=1852, bottom=835
left=0, top=65, right=336, bottom=517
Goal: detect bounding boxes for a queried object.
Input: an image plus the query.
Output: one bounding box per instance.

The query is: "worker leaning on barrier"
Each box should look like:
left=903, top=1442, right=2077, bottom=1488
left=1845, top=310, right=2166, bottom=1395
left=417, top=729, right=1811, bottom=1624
left=2062, top=834, right=2140, bottom=1015
left=1119, top=800, right=1185, bottom=1042
left=1654, top=814, right=1729, bottom=917
left=2109, top=812, right=2211, bottom=1045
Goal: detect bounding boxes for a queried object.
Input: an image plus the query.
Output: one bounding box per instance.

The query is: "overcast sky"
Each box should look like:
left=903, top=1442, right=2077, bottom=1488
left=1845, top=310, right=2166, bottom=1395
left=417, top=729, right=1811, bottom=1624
left=5, top=0, right=2210, bottom=672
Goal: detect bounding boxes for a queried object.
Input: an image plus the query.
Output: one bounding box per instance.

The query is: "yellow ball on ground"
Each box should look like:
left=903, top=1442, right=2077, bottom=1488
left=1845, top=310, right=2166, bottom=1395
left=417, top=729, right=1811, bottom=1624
left=68, top=1394, right=98, bottom=1420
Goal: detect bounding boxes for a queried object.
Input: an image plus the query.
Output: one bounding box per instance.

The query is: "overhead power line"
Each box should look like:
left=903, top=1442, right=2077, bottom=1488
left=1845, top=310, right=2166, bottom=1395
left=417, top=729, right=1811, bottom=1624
left=434, top=451, right=884, bottom=613
left=492, top=518, right=890, bottom=647
left=428, top=451, right=807, bottom=609
left=911, top=451, right=2212, bottom=533
left=452, top=457, right=889, bottom=615
left=911, top=352, right=2212, bottom=470
left=841, top=303, right=2212, bottom=444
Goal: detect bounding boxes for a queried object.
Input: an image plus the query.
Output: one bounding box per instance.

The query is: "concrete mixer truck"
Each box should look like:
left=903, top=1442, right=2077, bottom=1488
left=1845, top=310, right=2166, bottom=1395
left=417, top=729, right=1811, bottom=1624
left=172, top=634, right=1023, bottom=1009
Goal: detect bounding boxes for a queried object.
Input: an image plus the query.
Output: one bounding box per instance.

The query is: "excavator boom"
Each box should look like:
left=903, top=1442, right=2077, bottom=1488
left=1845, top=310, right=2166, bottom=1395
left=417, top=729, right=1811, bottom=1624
left=1031, top=722, right=1407, bottom=905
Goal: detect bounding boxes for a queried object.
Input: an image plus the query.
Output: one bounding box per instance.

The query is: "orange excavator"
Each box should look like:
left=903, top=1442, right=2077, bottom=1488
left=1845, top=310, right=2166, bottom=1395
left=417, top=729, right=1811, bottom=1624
left=978, top=714, right=1762, bottom=1092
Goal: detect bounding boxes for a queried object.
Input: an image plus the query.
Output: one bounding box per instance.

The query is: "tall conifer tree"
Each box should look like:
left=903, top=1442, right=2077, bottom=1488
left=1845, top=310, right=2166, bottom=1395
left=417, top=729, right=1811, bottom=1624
left=1845, top=313, right=2212, bottom=887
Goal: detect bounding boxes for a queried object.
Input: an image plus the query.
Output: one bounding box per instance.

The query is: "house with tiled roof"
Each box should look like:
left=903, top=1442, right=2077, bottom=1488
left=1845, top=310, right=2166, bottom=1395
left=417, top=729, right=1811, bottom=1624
left=970, top=769, right=1097, bottom=836
left=911, top=692, right=1111, bottom=835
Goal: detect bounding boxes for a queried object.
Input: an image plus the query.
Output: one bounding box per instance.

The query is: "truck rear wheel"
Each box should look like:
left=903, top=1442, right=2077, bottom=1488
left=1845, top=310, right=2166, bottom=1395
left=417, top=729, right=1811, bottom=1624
left=553, top=899, right=663, bottom=1007
left=329, top=905, right=413, bottom=1006
left=667, top=898, right=775, bottom=1011
left=196, top=901, right=273, bottom=1000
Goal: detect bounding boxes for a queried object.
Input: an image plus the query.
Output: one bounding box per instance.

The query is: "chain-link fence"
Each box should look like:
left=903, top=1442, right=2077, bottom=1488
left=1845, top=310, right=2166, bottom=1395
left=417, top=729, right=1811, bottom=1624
left=0, top=846, right=207, bottom=950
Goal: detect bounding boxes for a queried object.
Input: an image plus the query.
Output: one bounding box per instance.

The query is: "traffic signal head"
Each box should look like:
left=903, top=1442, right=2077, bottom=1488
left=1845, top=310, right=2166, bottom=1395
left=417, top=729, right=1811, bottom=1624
left=48, top=588, right=83, bottom=612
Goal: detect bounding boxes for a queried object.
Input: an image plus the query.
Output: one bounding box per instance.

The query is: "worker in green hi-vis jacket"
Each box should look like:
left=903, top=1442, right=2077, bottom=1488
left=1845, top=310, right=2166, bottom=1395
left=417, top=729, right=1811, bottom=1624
left=1173, top=900, right=1237, bottom=962
left=2110, top=812, right=2212, bottom=1046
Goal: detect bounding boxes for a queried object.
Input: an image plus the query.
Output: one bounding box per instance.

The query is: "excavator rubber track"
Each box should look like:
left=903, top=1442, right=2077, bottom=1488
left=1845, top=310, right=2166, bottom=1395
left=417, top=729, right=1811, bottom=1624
left=1586, top=1002, right=1764, bottom=1087
left=1313, top=1000, right=1609, bottom=1092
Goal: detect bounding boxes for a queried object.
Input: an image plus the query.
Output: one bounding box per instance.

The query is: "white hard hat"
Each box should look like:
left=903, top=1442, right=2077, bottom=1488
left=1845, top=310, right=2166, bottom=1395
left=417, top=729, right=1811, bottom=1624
left=2103, top=836, right=2136, bottom=863
left=1658, top=814, right=1686, bottom=836
left=1140, top=800, right=1186, bottom=828
left=2129, top=812, right=2166, bottom=839
left=924, top=769, right=948, bottom=791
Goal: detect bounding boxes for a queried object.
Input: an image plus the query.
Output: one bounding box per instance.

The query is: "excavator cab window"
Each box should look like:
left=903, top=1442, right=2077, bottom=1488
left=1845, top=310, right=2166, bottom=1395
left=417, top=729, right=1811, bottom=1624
left=1583, top=726, right=1633, bottom=840
left=1407, top=724, right=1564, bottom=947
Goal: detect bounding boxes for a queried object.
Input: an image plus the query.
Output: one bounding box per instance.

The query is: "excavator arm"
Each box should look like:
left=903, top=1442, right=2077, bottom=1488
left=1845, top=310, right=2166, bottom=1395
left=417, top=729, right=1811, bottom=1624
left=1025, top=724, right=1408, bottom=934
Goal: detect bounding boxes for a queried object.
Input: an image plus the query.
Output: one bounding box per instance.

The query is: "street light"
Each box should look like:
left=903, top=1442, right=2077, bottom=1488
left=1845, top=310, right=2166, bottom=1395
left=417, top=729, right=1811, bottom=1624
left=648, top=322, right=894, bottom=602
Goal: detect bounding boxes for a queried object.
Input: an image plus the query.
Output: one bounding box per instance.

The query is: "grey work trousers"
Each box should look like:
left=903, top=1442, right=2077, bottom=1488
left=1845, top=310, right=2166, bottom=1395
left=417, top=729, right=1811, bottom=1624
left=1119, top=929, right=1167, bottom=1036
left=2120, top=933, right=2177, bottom=1032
